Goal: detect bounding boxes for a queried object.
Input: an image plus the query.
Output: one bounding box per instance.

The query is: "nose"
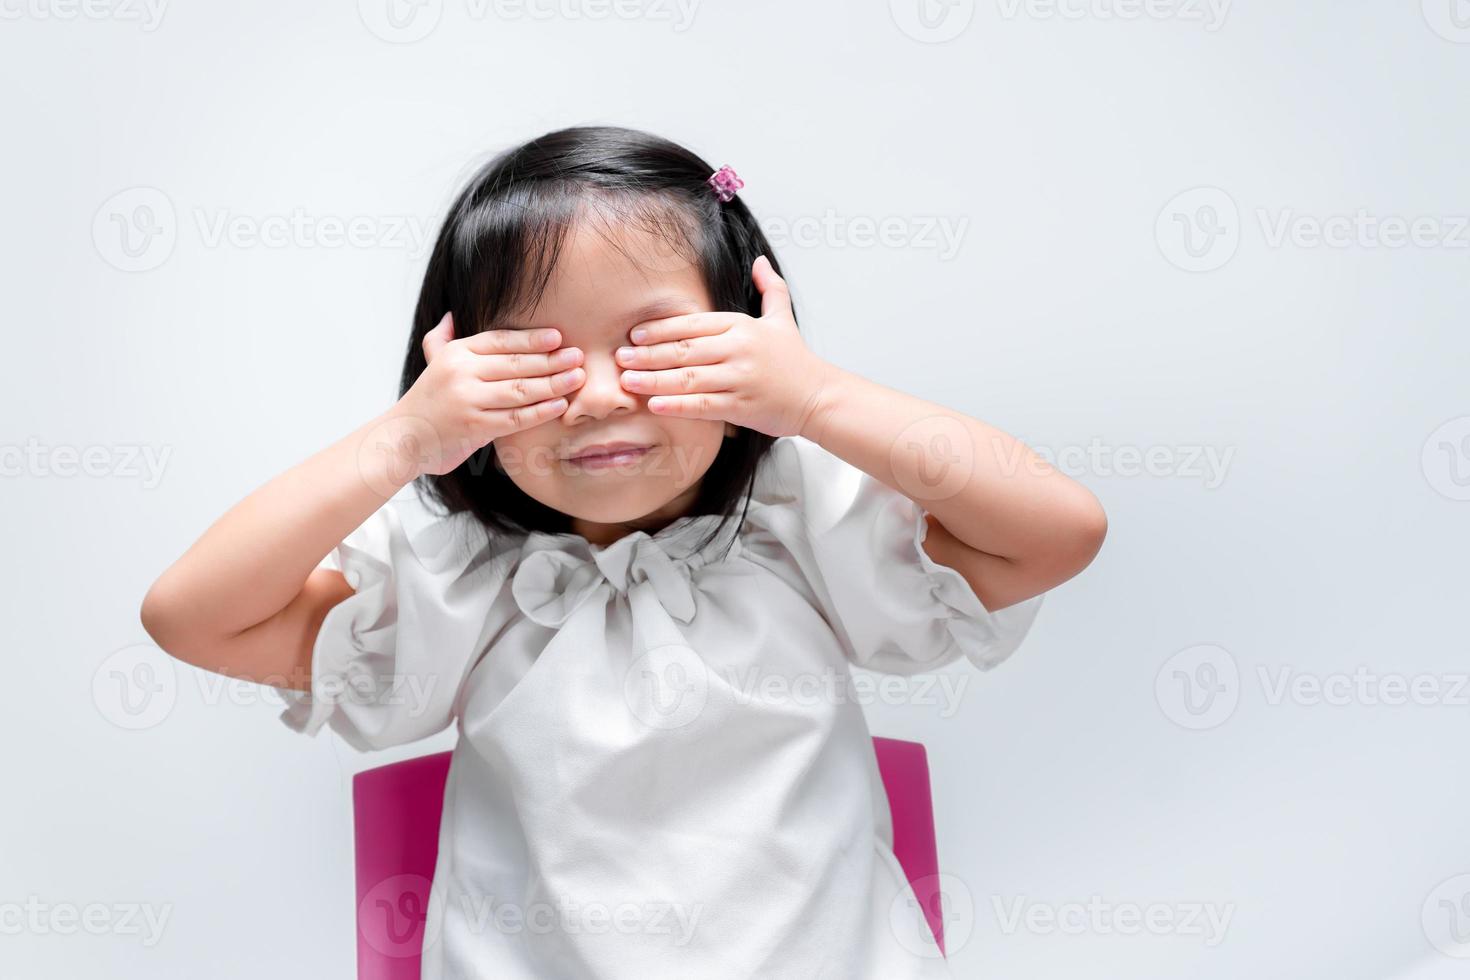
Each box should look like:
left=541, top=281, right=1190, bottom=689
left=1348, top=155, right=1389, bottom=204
left=562, top=344, right=640, bottom=425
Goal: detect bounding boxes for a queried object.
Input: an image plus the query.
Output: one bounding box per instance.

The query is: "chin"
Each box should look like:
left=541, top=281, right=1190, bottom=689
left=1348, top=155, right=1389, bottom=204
left=547, top=480, right=677, bottom=526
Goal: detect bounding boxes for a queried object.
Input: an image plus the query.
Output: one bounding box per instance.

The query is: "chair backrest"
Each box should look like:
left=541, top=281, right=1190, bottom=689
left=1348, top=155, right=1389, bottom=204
left=351, top=737, right=944, bottom=979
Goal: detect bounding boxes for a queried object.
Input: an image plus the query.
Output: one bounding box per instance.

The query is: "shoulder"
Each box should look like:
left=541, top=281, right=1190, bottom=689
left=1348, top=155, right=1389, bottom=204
left=749, top=436, right=867, bottom=525
left=338, top=491, right=525, bottom=591
left=741, top=436, right=911, bottom=573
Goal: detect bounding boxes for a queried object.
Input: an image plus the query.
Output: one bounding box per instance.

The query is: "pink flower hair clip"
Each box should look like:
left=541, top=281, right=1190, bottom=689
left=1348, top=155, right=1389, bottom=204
left=707, top=165, right=744, bottom=203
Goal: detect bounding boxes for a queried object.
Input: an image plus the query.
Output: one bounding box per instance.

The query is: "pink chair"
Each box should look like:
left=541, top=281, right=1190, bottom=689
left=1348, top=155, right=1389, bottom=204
left=352, top=737, right=945, bottom=978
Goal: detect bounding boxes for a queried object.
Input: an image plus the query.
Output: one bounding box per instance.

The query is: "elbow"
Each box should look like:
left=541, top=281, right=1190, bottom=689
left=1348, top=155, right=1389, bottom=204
left=1030, top=489, right=1107, bottom=586
left=140, top=577, right=190, bottom=661
left=139, top=581, right=171, bottom=649
left=1061, top=490, right=1108, bottom=577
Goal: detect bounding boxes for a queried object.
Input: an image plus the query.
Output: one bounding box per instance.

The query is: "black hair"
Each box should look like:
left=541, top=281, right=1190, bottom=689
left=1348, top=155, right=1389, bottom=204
left=400, top=125, right=793, bottom=558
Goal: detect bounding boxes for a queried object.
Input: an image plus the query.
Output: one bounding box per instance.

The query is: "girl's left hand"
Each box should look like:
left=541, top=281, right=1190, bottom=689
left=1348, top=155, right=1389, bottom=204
left=615, top=256, right=837, bottom=438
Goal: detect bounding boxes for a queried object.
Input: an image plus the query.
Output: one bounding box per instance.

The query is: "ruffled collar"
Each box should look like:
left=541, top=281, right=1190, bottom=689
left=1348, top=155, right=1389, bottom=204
left=509, top=513, right=742, bottom=628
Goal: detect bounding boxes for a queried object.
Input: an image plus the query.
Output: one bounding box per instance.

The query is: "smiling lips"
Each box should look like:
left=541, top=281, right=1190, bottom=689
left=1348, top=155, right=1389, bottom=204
left=564, top=442, right=651, bottom=470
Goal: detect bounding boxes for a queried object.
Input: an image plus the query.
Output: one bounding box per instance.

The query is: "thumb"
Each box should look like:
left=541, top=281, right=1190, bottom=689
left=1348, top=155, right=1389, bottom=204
left=422, top=312, right=454, bottom=363
left=752, top=255, right=791, bottom=320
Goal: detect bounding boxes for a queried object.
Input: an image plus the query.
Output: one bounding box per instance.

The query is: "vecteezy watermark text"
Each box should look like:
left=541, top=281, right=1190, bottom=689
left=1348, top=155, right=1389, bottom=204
left=93, top=187, right=431, bottom=273
left=761, top=212, right=970, bottom=261
left=1156, top=644, right=1470, bottom=731
left=992, top=895, right=1235, bottom=946
left=0, top=897, right=172, bottom=946
left=995, top=0, right=1229, bottom=31
left=356, top=0, right=701, bottom=43
left=1157, top=187, right=1470, bottom=272
left=0, top=0, right=168, bottom=30
left=2, top=439, right=171, bottom=488
left=1001, top=437, right=1235, bottom=489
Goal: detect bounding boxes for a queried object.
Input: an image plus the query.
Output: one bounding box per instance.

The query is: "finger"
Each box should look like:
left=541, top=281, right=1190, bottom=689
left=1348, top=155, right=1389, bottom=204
left=752, top=255, right=791, bottom=320
left=475, top=366, right=586, bottom=410
left=646, top=392, right=733, bottom=420
left=422, top=312, right=454, bottom=364
left=475, top=346, right=583, bottom=381
left=485, top=394, right=571, bottom=432
left=615, top=333, right=730, bottom=370
left=463, top=326, right=562, bottom=355
left=620, top=364, right=736, bottom=396
left=629, top=312, right=733, bottom=346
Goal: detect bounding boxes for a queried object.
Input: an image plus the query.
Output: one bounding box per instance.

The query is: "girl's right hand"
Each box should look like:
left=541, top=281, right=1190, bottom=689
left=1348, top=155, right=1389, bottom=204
left=385, top=313, right=585, bottom=480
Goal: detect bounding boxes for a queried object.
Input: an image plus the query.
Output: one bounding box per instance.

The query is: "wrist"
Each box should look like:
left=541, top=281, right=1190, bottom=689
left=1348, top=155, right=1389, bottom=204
left=796, top=361, right=854, bottom=446
left=355, top=405, right=433, bottom=496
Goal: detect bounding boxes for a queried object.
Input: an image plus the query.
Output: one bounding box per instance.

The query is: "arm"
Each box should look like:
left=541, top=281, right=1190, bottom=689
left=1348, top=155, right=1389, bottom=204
left=139, top=408, right=421, bottom=691
left=140, top=315, right=585, bottom=692
left=796, top=367, right=1106, bottom=613
left=615, top=255, right=1106, bottom=612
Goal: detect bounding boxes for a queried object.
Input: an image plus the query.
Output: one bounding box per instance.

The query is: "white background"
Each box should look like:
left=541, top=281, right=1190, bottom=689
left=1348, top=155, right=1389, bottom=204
left=3, top=1, right=1469, bottom=977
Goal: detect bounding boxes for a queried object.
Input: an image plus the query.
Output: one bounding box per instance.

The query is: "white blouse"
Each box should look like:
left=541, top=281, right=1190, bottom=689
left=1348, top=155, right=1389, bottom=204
left=281, top=435, right=1044, bottom=979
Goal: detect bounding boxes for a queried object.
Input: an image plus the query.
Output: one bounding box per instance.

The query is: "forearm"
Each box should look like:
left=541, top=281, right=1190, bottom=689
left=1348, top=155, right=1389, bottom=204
left=798, top=365, right=1105, bottom=572
left=142, top=408, right=419, bottom=643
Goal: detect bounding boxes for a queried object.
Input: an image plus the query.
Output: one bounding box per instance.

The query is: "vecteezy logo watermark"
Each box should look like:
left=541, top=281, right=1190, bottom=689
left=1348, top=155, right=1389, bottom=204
left=623, top=644, right=711, bottom=731
left=360, top=874, right=446, bottom=958
left=1423, top=874, right=1470, bottom=958
left=93, top=643, right=179, bottom=731
left=356, top=413, right=443, bottom=500
left=1422, top=0, right=1470, bottom=43
left=358, top=0, right=444, bottom=43
left=92, top=187, right=432, bottom=272
left=1157, top=187, right=1470, bottom=272
left=0, top=897, right=173, bottom=946
left=92, top=187, right=177, bottom=273
left=1155, top=187, right=1241, bottom=273
left=1422, top=416, right=1470, bottom=502
left=358, top=0, right=700, bottom=42
left=890, top=873, right=975, bottom=957
left=0, top=0, right=168, bottom=30
left=761, top=212, right=970, bottom=261
left=889, top=0, right=977, bottom=43
left=995, top=0, right=1230, bottom=32
left=1154, top=644, right=1240, bottom=731
left=889, top=415, right=975, bottom=504
left=992, top=896, right=1235, bottom=946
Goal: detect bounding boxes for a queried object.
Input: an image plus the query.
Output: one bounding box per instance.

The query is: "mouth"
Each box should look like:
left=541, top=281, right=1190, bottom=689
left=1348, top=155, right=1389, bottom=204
left=563, top=442, right=653, bottom=470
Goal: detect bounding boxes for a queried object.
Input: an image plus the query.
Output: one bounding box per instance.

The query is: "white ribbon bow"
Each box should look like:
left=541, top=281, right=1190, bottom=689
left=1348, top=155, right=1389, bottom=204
left=509, top=516, right=738, bottom=628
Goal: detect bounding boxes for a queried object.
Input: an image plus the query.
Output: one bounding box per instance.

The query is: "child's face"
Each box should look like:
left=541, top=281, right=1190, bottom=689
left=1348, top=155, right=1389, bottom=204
left=491, top=216, right=736, bottom=545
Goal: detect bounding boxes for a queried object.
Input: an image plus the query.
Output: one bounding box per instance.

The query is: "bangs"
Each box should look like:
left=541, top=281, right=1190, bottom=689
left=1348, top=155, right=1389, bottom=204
left=455, top=184, right=709, bottom=332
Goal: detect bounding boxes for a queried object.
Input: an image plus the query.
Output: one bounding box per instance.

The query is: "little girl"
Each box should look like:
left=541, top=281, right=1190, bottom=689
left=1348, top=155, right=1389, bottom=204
left=141, top=125, right=1106, bottom=979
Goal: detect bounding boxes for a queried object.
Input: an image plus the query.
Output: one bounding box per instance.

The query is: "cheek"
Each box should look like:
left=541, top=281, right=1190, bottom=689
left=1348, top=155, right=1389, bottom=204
left=491, top=430, right=562, bottom=487
left=662, top=420, right=729, bottom=482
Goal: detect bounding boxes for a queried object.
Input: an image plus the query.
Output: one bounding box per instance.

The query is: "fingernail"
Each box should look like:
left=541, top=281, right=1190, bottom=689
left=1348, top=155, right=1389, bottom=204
left=616, top=346, right=634, bottom=361
left=630, top=328, right=648, bottom=344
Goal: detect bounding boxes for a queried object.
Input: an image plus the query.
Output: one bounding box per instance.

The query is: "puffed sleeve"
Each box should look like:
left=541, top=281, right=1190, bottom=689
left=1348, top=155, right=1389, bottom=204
left=278, top=499, right=517, bottom=751
left=742, top=437, right=1044, bottom=675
